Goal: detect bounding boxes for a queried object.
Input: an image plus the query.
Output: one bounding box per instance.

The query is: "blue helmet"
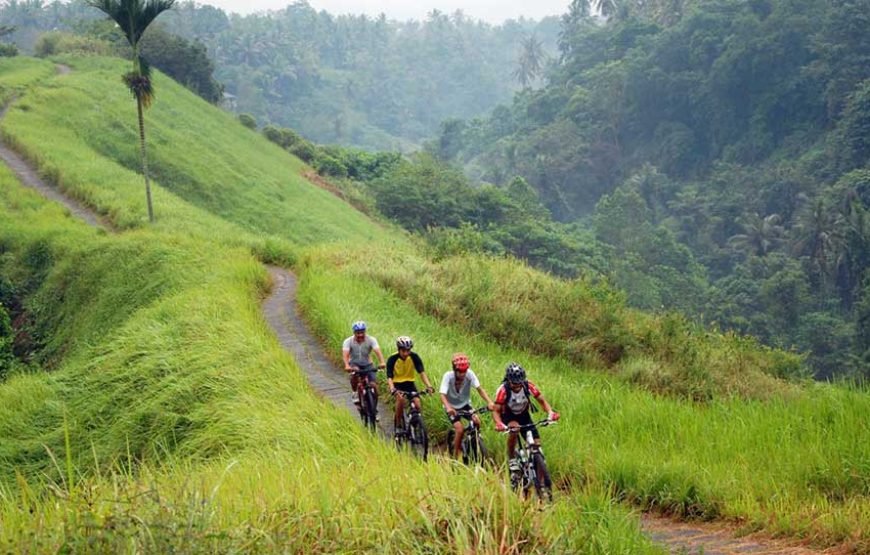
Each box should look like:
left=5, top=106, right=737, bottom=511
left=352, top=320, right=367, bottom=332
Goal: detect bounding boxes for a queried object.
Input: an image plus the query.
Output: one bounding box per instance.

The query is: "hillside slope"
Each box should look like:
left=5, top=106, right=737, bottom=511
left=0, top=56, right=868, bottom=553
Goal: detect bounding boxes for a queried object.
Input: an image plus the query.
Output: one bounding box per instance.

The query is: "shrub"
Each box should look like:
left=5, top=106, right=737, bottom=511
left=238, top=113, right=257, bottom=130
left=34, top=32, right=112, bottom=57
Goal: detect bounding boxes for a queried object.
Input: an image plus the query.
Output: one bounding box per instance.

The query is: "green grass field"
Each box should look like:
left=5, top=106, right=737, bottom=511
left=1, top=55, right=868, bottom=553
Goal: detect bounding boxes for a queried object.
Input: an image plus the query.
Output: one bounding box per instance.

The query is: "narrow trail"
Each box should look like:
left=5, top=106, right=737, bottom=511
left=0, top=67, right=838, bottom=555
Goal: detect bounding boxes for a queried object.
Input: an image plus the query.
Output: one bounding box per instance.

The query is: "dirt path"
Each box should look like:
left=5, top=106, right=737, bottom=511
left=0, top=69, right=839, bottom=555
left=262, top=265, right=390, bottom=436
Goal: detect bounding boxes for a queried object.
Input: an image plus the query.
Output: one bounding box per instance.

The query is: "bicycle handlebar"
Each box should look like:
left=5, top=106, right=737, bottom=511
left=498, top=418, right=557, bottom=434
left=455, top=406, right=491, bottom=417
left=394, top=390, right=431, bottom=399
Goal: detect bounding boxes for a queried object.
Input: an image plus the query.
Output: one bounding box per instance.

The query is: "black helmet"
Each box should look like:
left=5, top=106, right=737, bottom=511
left=396, top=336, right=414, bottom=350
left=505, top=362, right=526, bottom=384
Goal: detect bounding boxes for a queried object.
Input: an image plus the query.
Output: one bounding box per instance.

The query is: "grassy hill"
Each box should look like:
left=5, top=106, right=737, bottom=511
left=0, top=55, right=868, bottom=552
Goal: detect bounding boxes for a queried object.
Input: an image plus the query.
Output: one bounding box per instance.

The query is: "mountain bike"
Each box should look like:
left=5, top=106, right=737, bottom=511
left=393, top=390, right=429, bottom=460
left=351, top=366, right=379, bottom=431
left=501, top=419, right=556, bottom=502
left=446, top=406, right=490, bottom=465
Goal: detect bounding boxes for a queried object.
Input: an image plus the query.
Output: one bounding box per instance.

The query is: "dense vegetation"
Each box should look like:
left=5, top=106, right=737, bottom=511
left=430, top=0, right=870, bottom=380
left=0, top=0, right=560, bottom=150
left=0, top=57, right=657, bottom=553
left=3, top=57, right=869, bottom=552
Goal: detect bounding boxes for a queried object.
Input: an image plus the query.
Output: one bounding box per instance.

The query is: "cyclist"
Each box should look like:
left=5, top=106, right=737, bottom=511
left=439, top=353, right=496, bottom=459
left=386, top=336, right=435, bottom=438
left=492, top=362, right=559, bottom=460
left=342, top=321, right=387, bottom=420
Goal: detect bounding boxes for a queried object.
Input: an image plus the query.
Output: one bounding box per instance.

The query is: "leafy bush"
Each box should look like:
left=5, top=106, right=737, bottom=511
left=0, top=303, right=13, bottom=380
left=237, top=113, right=256, bottom=129
left=34, top=31, right=113, bottom=57
left=0, top=43, right=17, bottom=57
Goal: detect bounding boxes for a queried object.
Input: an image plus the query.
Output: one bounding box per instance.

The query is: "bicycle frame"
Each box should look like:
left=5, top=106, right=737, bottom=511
left=351, top=367, right=379, bottom=431
left=502, top=418, right=556, bottom=501
left=394, top=390, right=429, bottom=460
left=453, top=406, right=490, bottom=464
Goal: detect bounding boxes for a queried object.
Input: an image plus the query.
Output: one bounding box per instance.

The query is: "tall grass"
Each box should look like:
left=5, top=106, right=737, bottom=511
left=298, top=245, right=870, bottom=550
left=1, top=55, right=867, bottom=551
left=0, top=57, right=57, bottom=105
left=301, top=244, right=805, bottom=401
left=1, top=56, right=393, bottom=246
left=0, top=158, right=659, bottom=552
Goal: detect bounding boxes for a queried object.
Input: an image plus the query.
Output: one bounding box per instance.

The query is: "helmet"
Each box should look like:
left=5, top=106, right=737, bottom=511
left=452, top=353, right=470, bottom=372
left=351, top=321, right=367, bottom=332
left=396, top=336, right=414, bottom=350
left=505, top=362, right=526, bottom=384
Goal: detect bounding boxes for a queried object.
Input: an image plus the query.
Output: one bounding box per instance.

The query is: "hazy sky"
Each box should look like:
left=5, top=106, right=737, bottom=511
left=201, top=0, right=572, bottom=22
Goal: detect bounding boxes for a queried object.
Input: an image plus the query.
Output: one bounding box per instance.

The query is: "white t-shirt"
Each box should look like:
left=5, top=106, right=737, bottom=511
left=439, top=369, right=481, bottom=409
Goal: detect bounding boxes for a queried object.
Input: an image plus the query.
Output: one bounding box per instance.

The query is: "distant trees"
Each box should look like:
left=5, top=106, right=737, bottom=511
left=0, top=25, right=17, bottom=56
left=140, top=25, right=222, bottom=103
left=513, top=35, right=546, bottom=89
left=430, top=0, right=870, bottom=378
left=88, top=0, right=176, bottom=223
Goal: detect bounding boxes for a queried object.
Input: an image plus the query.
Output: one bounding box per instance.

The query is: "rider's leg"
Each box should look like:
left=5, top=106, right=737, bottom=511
left=471, top=413, right=482, bottom=429
left=452, top=420, right=464, bottom=458
left=395, top=395, right=405, bottom=429
left=506, top=421, right=519, bottom=458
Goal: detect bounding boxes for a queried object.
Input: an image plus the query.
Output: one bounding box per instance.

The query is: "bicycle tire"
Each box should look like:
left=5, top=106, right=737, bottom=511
left=409, top=419, right=428, bottom=461
left=363, top=387, right=377, bottom=431
left=532, top=453, right=553, bottom=502
left=462, top=431, right=480, bottom=465
left=394, top=417, right=407, bottom=450
left=473, top=433, right=488, bottom=464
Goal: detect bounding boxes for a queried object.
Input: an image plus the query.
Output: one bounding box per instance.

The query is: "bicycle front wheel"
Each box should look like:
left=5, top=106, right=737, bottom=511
left=409, top=419, right=429, bottom=461
left=363, top=387, right=377, bottom=431
left=532, top=453, right=553, bottom=502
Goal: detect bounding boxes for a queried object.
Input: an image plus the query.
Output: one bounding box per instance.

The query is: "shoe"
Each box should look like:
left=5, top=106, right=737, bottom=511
left=352, top=394, right=360, bottom=405
left=508, top=459, right=521, bottom=472
left=375, top=413, right=380, bottom=423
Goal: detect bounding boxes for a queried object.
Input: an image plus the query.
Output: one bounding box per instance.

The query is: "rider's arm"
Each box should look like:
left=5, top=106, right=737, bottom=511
left=342, top=348, right=352, bottom=371
left=476, top=386, right=496, bottom=411
left=374, top=346, right=387, bottom=367
left=412, top=353, right=433, bottom=390
left=492, top=404, right=505, bottom=429
left=440, top=393, right=455, bottom=414
left=385, top=354, right=397, bottom=392
left=535, top=391, right=559, bottom=420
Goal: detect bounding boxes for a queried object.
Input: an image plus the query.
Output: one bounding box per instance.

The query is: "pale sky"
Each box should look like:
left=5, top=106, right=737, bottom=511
left=201, top=0, right=572, bottom=22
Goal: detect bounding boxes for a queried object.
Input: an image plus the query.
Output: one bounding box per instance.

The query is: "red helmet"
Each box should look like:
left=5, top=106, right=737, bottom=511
left=452, top=353, right=470, bottom=372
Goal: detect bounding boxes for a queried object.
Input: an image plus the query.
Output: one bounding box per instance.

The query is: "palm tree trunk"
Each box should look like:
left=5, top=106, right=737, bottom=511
left=136, top=95, right=154, bottom=223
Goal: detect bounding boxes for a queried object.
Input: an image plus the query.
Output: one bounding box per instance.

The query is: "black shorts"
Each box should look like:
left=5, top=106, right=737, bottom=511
left=502, top=410, right=539, bottom=439
left=447, top=404, right=473, bottom=424
left=394, top=381, right=418, bottom=394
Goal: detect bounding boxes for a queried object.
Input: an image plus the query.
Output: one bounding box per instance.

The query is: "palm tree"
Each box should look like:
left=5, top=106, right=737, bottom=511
left=87, top=0, right=175, bottom=223
left=513, top=35, right=546, bottom=89
left=727, top=213, right=785, bottom=257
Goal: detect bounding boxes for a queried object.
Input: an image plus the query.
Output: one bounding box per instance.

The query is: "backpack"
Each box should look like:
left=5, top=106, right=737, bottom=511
left=501, top=379, right=538, bottom=413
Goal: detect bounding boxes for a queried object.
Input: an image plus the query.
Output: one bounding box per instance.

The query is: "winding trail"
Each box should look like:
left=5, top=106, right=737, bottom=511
left=0, top=67, right=838, bottom=555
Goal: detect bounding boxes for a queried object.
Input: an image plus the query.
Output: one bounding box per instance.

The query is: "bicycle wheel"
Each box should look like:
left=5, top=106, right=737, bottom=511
left=462, top=431, right=483, bottom=465
left=473, top=433, right=488, bottom=464
left=532, top=453, right=553, bottom=502
left=394, top=416, right=407, bottom=450
left=409, top=418, right=428, bottom=461
left=363, top=387, right=377, bottom=431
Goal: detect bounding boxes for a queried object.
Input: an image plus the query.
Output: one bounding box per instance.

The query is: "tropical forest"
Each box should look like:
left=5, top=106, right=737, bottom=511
left=0, top=0, right=867, bottom=552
